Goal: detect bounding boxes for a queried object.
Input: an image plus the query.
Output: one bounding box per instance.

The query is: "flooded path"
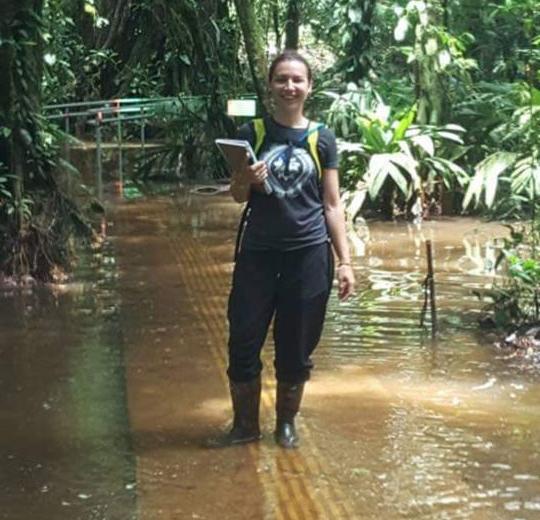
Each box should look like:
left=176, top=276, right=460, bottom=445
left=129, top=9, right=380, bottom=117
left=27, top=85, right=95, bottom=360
left=1, top=188, right=539, bottom=519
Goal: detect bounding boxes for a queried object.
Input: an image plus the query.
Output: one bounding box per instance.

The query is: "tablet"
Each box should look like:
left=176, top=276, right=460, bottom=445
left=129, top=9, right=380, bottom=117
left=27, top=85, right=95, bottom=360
left=215, top=138, right=272, bottom=194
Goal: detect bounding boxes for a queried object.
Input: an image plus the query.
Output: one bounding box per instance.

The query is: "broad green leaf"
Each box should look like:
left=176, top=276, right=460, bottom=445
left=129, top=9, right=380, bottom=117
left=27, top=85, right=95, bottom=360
left=394, top=17, right=409, bottom=42
left=531, top=87, right=540, bottom=106
left=405, top=127, right=422, bottom=138
left=337, top=140, right=363, bottom=153
left=443, top=123, right=466, bottom=132
left=361, top=121, right=387, bottom=151
left=387, top=163, right=409, bottom=196
left=485, top=163, right=502, bottom=207
left=179, top=54, right=191, bottom=65
left=433, top=157, right=469, bottom=183
left=398, top=141, right=414, bottom=158
left=511, top=158, right=540, bottom=197
left=344, top=183, right=367, bottom=220
left=463, top=169, right=486, bottom=209
left=437, top=131, right=463, bottom=144
left=323, top=91, right=340, bottom=100
left=438, top=50, right=451, bottom=69
left=463, top=151, right=517, bottom=209
left=348, top=7, right=364, bottom=23
left=425, top=38, right=438, bottom=56
left=387, top=152, right=418, bottom=178
left=367, top=154, right=390, bottom=199
left=406, top=50, right=417, bottom=64
left=393, top=108, right=415, bottom=142
left=411, top=134, right=434, bottom=156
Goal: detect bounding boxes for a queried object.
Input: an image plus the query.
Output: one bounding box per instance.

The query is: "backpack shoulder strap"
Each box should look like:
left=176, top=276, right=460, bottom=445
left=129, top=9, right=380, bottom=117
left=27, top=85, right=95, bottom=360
left=253, top=118, right=266, bottom=155
left=306, top=121, right=323, bottom=178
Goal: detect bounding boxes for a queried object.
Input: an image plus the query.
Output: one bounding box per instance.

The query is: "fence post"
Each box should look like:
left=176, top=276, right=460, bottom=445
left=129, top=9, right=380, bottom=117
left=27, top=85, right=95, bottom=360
left=64, top=108, right=71, bottom=193
left=96, top=111, right=103, bottom=200
left=114, top=100, right=123, bottom=194
left=140, top=107, right=146, bottom=152
left=426, top=240, right=437, bottom=337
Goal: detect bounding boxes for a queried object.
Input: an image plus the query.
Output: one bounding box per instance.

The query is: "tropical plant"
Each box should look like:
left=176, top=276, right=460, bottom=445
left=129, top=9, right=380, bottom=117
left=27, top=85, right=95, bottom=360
left=134, top=96, right=231, bottom=181
left=461, top=82, right=540, bottom=212
left=392, top=0, right=476, bottom=125
left=0, top=3, right=96, bottom=282
left=476, top=223, right=540, bottom=327
left=327, top=84, right=469, bottom=219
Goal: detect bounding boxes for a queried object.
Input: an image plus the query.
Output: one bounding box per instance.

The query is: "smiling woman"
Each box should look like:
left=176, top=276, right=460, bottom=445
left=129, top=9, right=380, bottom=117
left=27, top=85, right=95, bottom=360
left=212, top=51, right=355, bottom=450
left=268, top=56, right=312, bottom=116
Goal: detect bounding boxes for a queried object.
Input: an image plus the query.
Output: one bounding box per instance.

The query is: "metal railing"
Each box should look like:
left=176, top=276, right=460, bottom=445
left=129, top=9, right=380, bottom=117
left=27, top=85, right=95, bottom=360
left=44, top=95, right=218, bottom=199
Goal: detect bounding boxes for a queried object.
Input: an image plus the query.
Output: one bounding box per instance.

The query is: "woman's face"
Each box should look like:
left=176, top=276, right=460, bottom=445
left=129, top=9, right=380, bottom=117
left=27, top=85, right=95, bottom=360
left=269, top=59, right=312, bottom=113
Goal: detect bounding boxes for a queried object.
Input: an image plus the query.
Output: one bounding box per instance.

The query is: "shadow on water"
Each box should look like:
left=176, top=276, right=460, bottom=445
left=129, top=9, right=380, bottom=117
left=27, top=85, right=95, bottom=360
left=0, top=242, right=137, bottom=520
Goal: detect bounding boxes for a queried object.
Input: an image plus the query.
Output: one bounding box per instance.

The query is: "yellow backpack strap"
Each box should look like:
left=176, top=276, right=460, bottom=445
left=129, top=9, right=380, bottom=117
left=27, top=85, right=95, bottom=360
left=306, top=121, right=322, bottom=178
left=253, top=118, right=266, bottom=155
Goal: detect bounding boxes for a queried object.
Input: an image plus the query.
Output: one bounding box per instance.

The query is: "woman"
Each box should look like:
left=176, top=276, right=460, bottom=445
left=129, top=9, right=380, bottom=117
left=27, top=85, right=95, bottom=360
left=223, top=50, right=354, bottom=449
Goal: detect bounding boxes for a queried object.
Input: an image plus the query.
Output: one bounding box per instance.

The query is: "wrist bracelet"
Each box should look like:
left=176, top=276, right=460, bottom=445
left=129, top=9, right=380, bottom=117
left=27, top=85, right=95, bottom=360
left=338, top=262, right=351, bottom=268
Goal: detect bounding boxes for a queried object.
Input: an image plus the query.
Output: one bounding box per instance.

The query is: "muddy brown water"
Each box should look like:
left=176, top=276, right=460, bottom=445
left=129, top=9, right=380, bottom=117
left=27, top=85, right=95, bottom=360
left=1, top=187, right=539, bottom=520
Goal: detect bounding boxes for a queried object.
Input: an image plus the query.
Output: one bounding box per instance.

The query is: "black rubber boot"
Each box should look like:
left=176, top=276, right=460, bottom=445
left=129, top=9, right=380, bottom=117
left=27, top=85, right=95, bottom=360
left=209, top=376, right=262, bottom=447
left=274, top=382, right=305, bottom=449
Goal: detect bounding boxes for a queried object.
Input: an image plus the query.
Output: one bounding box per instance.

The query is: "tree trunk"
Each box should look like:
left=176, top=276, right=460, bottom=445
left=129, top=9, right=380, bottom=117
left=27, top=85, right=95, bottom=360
left=233, top=0, right=269, bottom=113
left=96, top=0, right=133, bottom=51
left=66, top=0, right=95, bottom=48
left=0, top=1, right=93, bottom=281
left=442, top=0, right=449, bottom=29
left=157, top=0, right=237, bottom=179
left=95, top=0, right=144, bottom=97
left=284, top=0, right=301, bottom=50
left=273, top=4, right=282, bottom=51
left=0, top=0, right=44, bottom=232
left=342, top=0, right=377, bottom=83
left=415, top=0, right=447, bottom=125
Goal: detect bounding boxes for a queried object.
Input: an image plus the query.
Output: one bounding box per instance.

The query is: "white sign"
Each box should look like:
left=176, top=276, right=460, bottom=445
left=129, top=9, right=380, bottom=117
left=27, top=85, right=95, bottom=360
left=227, top=99, right=256, bottom=117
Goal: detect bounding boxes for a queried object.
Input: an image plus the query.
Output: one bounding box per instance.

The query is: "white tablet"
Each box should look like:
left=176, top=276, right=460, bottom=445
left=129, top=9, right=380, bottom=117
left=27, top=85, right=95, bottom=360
left=215, top=138, right=272, bottom=194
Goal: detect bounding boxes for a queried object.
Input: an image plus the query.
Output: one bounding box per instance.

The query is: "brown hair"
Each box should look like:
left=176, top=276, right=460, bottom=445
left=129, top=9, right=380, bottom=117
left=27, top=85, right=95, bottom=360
left=268, top=50, right=313, bottom=82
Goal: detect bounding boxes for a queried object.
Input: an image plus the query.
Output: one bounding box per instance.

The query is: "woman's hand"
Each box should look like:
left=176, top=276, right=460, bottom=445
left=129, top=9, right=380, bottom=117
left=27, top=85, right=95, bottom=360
left=242, top=158, right=268, bottom=185
left=337, top=264, right=355, bottom=301
left=230, top=157, right=268, bottom=202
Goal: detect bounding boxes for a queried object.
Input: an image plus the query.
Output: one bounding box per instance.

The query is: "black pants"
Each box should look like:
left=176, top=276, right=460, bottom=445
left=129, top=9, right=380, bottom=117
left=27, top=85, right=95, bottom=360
left=227, top=242, right=334, bottom=384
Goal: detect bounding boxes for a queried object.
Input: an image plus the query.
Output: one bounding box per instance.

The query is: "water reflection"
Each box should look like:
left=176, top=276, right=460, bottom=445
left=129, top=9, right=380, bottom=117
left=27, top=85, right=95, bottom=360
left=2, top=187, right=539, bottom=519
left=0, top=243, right=136, bottom=520
left=185, top=194, right=540, bottom=519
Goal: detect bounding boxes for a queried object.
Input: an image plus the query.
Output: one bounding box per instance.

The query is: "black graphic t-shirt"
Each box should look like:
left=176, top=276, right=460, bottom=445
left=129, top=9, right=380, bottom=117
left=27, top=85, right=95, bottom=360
left=237, top=117, right=338, bottom=251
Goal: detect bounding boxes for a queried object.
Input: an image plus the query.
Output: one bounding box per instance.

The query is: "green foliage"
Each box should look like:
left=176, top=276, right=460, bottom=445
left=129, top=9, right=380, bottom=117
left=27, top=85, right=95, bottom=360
left=119, top=61, right=164, bottom=98
left=393, top=1, right=476, bottom=78
left=326, top=83, right=468, bottom=218
left=0, top=6, right=96, bottom=282
left=393, top=1, right=476, bottom=124
left=462, top=82, right=540, bottom=213
left=42, top=0, right=119, bottom=103
left=133, top=96, right=227, bottom=181
left=477, top=223, right=540, bottom=327
left=331, top=0, right=377, bottom=81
